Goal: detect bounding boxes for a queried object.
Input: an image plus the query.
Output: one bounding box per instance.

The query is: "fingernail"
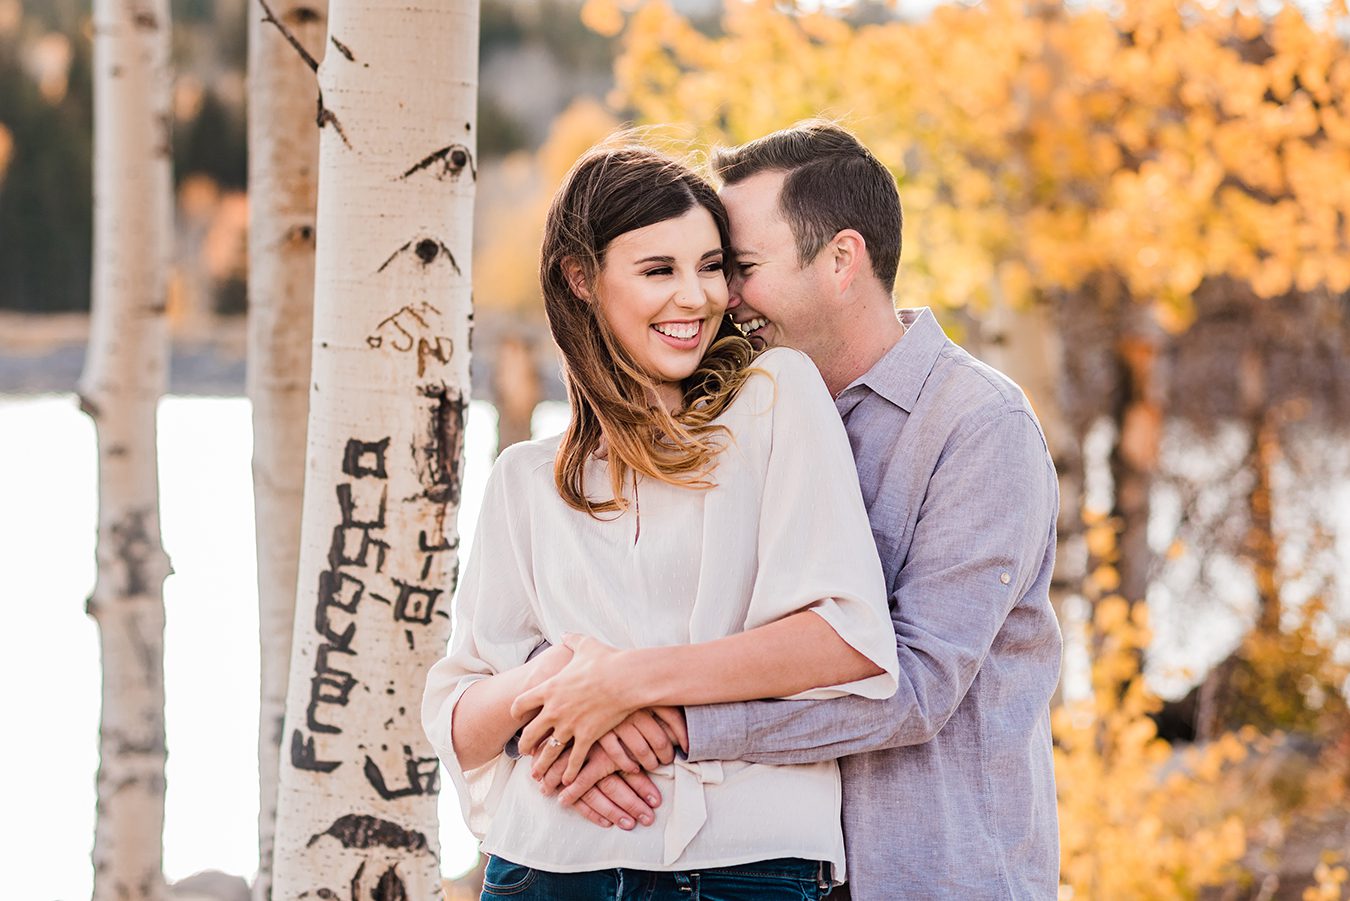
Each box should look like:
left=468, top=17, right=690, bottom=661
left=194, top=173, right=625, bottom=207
left=619, top=817, right=634, bottom=829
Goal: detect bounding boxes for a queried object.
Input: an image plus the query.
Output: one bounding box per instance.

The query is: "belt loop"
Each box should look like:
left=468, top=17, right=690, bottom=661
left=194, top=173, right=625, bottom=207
left=817, top=861, right=833, bottom=891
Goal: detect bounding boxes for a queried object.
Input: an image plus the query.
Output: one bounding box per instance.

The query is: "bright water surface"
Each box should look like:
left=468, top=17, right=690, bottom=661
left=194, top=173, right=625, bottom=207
left=0, top=394, right=568, bottom=901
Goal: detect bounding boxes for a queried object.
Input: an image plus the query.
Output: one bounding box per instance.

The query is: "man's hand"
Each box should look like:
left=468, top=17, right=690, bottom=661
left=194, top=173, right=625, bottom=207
left=530, top=707, right=688, bottom=780
left=536, top=744, right=664, bottom=831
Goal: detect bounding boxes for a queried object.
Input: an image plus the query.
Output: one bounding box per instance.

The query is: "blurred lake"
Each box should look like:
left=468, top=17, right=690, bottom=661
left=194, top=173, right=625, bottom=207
left=0, top=393, right=568, bottom=901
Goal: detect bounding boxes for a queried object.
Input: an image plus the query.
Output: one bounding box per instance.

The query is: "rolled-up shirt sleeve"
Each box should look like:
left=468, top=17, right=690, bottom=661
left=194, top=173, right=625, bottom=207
left=421, top=449, right=542, bottom=837
left=686, top=407, right=1057, bottom=764
left=742, top=349, right=899, bottom=701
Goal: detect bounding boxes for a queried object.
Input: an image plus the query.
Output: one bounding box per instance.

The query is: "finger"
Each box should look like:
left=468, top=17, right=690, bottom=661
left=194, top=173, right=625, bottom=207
left=509, top=687, right=543, bottom=723
left=560, top=632, right=582, bottom=650
left=540, top=753, right=572, bottom=797
left=629, top=713, right=675, bottom=766
left=600, top=733, right=640, bottom=775
left=592, top=773, right=654, bottom=826
left=551, top=750, right=615, bottom=801
left=571, top=797, right=613, bottom=829
left=531, top=739, right=567, bottom=781
left=578, top=784, right=637, bottom=830
left=517, top=713, right=556, bottom=756
left=620, top=769, right=664, bottom=810
left=651, top=706, right=689, bottom=752
left=562, top=736, right=595, bottom=785
left=615, top=720, right=660, bottom=770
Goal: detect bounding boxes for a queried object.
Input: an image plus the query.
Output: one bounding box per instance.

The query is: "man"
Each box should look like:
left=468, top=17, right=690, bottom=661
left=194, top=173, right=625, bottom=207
left=540, top=122, right=1062, bottom=899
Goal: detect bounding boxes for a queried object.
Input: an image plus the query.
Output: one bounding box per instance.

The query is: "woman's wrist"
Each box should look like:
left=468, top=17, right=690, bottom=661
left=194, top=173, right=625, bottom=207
left=620, top=647, right=666, bottom=710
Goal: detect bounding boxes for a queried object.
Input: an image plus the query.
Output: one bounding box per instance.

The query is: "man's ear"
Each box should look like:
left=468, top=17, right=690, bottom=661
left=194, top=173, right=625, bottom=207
left=829, top=229, right=867, bottom=296
left=561, top=258, right=592, bottom=302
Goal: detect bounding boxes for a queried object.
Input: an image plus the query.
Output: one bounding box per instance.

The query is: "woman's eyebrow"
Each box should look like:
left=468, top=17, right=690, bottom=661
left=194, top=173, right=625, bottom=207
left=633, top=255, right=675, bottom=265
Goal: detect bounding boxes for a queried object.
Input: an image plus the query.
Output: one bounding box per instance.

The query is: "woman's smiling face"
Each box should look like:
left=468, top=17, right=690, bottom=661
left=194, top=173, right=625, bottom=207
left=592, top=206, right=729, bottom=410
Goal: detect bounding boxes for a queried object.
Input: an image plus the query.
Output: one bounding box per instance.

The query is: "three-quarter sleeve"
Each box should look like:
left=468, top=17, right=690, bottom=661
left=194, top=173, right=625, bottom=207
left=742, top=349, right=899, bottom=700
left=421, top=447, right=543, bottom=838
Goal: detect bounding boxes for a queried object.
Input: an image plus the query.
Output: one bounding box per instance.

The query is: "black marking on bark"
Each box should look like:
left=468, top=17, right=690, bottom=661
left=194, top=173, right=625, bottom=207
left=390, top=579, right=441, bottom=624
left=316, top=570, right=364, bottom=651
left=375, top=239, right=460, bottom=276
left=373, top=866, right=409, bottom=901
left=363, top=747, right=440, bottom=800
left=307, top=642, right=357, bottom=733
left=401, top=143, right=476, bottom=182
left=287, top=223, right=316, bottom=245
left=306, top=814, right=429, bottom=851
left=106, top=444, right=127, bottom=457
left=342, top=437, right=389, bottom=478
left=348, top=862, right=365, bottom=901
left=155, top=112, right=173, bottom=158
left=291, top=728, right=341, bottom=772
left=404, top=629, right=415, bottom=650
left=133, top=11, right=157, bottom=29
left=288, top=5, right=322, bottom=24
left=258, top=0, right=319, bottom=72
left=109, top=65, right=123, bottom=78
left=415, top=384, right=467, bottom=505
left=330, top=35, right=354, bottom=61
left=112, top=508, right=156, bottom=596
left=316, top=98, right=351, bottom=149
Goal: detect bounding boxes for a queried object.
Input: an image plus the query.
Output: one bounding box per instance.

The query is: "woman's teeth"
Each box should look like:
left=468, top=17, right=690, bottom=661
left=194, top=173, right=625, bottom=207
left=738, top=317, right=768, bottom=335
left=653, top=322, right=700, bottom=340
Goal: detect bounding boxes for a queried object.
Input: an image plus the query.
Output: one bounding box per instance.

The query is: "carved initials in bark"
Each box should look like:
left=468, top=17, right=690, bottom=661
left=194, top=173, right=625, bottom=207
left=363, top=746, right=440, bottom=800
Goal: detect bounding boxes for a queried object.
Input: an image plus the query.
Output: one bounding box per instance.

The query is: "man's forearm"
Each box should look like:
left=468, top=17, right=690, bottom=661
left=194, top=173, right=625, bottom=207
left=685, top=683, right=924, bottom=765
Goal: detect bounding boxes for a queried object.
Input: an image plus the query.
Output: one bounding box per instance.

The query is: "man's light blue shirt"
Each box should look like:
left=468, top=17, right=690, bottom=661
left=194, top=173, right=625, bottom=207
left=686, top=308, right=1063, bottom=900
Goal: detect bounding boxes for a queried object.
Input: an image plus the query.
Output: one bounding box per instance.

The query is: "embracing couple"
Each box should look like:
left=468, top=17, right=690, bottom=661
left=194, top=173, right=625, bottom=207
left=422, top=122, right=1062, bottom=900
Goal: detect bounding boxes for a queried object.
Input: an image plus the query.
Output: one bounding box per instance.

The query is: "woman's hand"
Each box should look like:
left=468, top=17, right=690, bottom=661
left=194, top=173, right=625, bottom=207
left=511, top=633, right=645, bottom=784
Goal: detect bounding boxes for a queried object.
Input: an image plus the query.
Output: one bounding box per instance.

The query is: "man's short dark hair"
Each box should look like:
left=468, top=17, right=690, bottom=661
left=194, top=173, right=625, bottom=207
left=713, top=121, right=902, bottom=293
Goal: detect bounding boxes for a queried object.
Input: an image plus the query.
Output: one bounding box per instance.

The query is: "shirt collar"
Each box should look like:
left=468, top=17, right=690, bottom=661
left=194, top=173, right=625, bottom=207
left=838, top=307, right=947, bottom=414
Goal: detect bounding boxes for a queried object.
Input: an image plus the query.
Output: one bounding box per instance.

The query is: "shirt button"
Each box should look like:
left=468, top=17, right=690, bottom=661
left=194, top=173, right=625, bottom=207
left=1000, top=572, right=1011, bottom=585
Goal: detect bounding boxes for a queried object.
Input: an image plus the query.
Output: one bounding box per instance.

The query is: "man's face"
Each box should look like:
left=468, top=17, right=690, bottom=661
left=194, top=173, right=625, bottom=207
left=721, top=170, right=831, bottom=355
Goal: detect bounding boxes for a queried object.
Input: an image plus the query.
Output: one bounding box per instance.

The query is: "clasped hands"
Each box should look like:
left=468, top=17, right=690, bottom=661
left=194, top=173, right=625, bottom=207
left=510, top=633, right=688, bottom=830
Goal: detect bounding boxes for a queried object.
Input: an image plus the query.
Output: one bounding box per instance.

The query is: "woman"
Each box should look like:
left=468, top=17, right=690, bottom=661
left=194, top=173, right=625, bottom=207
left=422, top=143, right=898, bottom=900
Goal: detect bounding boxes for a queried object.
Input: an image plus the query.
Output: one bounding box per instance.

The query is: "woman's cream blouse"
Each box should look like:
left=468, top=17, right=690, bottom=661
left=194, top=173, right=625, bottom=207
left=422, top=347, right=898, bottom=878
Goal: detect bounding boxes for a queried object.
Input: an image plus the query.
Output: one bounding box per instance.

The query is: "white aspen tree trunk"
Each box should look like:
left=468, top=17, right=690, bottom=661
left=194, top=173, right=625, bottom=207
left=270, top=1, right=478, bottom=897
left=80, top=0, right=174, bottom=899
left=246, top=2, right=326, bottom=899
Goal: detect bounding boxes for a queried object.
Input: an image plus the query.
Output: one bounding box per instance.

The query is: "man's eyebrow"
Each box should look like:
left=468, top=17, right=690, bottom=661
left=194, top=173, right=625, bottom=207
left=730, top=246, right=759, bottom=258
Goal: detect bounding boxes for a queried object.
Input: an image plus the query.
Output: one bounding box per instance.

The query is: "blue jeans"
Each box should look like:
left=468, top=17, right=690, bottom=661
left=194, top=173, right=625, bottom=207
left=480, top=855, right=828, bottom=901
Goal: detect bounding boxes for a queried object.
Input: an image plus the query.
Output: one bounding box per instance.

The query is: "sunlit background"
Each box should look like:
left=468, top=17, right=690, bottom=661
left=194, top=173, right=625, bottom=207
left=4, top=0, right=1350, bottom=897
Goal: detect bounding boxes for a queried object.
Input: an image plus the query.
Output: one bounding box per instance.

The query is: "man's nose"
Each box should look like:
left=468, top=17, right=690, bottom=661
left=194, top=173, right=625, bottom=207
left=726, top=276, right=743, bottom=309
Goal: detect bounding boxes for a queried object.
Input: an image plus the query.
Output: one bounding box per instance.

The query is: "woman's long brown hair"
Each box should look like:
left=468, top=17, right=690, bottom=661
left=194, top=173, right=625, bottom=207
left=540, top=143, right=758, bottom=517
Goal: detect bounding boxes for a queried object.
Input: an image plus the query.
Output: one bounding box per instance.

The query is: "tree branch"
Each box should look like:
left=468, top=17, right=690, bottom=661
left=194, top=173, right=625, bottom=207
left=258, top=0, right=320, bottom=74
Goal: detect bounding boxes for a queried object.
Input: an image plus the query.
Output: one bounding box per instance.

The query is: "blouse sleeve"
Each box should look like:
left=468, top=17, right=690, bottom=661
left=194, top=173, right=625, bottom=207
left=742, top=349, right=899, bottom=700
left=421, top=446, right=543, bottom=838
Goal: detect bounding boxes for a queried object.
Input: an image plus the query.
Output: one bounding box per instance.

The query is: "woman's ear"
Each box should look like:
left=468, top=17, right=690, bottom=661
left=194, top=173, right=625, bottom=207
left=561, top=258, right=592, bottom=302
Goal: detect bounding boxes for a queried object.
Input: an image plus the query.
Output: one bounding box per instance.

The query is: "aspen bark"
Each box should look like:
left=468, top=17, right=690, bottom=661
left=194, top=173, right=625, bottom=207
left=246, top=2, right=326, bottom=898
left=270, top=1, right=478, bottom=896
left=80, top=0, right=174, bottom=898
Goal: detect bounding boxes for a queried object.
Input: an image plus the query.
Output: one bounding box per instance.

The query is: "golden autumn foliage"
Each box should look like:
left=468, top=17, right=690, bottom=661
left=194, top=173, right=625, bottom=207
left=475, top=98, right=620, bottom=313
left=1054, top=596, right=1250, bottom=898
left=603, top=0, right=1350, bottom=328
